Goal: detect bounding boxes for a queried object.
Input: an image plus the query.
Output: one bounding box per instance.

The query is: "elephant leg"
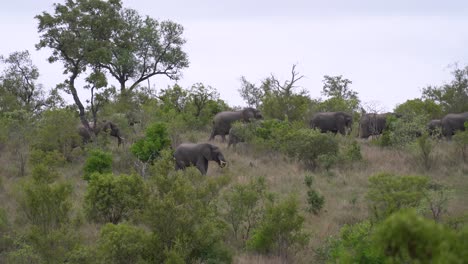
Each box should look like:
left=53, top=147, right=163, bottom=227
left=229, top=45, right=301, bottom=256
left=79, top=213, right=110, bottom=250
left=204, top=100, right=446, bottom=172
left=221, top=134, right=226, bottom=143
left=209, top=129, right=216, bottom=141
left=196, top=158, right=208, bottom=175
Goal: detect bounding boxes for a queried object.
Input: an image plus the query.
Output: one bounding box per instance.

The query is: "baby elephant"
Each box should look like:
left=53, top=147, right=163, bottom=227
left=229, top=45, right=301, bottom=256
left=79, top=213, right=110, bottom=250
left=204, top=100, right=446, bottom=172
left=174, top=143, right=227, bottom=175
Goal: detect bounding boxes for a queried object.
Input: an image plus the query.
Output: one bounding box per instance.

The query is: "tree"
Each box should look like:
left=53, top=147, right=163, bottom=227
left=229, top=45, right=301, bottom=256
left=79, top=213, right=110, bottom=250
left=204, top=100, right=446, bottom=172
left=36, top=0, right=121, bottom=129
left=95, top=8, right=189, bottom=94
left=238, top=76, right=264, bottom=108
left=0, top=51, right=45, bottom=113
left=260, top=64, right=312, bottom=121
left=36, top=0, right=189, bottom=130
left=187, top=83, right=220, bottom=117
left=422, top=65, right=468, bottom=114
left=319, top=75, right=360, bottom=113
left=394, top=98, right=442, bottom=120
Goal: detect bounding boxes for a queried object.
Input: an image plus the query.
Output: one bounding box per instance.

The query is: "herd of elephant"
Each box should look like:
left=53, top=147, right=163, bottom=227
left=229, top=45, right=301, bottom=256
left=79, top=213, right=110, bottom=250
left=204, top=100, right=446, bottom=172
left=77, top=109, right=468, bottom=175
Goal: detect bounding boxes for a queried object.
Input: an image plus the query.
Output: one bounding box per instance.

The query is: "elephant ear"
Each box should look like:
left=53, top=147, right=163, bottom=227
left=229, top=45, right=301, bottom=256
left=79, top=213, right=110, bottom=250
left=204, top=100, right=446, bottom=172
left=201, top=144, right=213, bottom=161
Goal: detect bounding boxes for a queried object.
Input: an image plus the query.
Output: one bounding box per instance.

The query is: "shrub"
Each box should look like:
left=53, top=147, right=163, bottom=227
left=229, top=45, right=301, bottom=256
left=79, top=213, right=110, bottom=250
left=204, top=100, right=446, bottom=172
left=97, top=223, right=152, bottom=264
left=366, top=173, right=429, bottom=221
left=131, top=122, right=171, bottom=163
left=328, top=220, right=383, bottom=263
left=412, top=132, right=434, bottom=170
left=29, top=149, right=65, bottom=183
left=18, top=178, right=72, bottom=232
left=82, top=149, right=113, bottom=181
left=84, top=173, right=148, bottom=224
left=283, top=129, right=339, bottom=169
left=374, top=210, right=467, bottom=263
left=145, top=167, right=231, bottom=263
left=342, top=140, right=363, bottom=162
left=32, top=109, right=80, bottom=158
left=222, top=177, right=269, bottom=246
left=303, top=174, right=324, bottom=214
left=453, top=123, right=468, bottom=162
left=247, top=195, right=309, bottom=260
left=421, top=182, right=453, bottom=222
left=306, top=189, right=325, bottom=215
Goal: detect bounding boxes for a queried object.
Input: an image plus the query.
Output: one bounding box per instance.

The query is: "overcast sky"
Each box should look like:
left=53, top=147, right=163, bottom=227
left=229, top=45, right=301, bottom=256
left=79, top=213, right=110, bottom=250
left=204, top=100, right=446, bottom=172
left=1, top=0, right=468, bottom=111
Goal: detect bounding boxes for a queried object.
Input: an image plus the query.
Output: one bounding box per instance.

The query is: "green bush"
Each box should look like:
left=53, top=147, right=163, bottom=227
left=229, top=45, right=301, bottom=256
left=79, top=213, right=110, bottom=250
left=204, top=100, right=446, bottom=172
left=328, top=220, right=383, bottom=264
left=18, top=179, right=72, bottom=232
left=306, top=189, right=325, bottom=215
left=97, top=223, right=152, bottom=264
left=283, top=129, right=339, bottom=169
left=412, top=132, right=434, bottom=170
left=342, top=140, right=363, bottom=162
left=29, top=149, right=65, bottom=183
left=453, top=123, right=468, bottom=162
left=366, top=173, right=429, bottom=221
left=32, top=109, right=80, bottom=158
left=145, top=167, right=231, bottom=263
left=374, top=210, right=468, bottom=263
left=222, top=177, right=269, bottom=246
left=247, top=195, right=309, bottom=259
left=82, top=149, right=113, bottom=181
left=131, top=122, right=171, bottom=163
left=84, top=173, right=148, bottom=224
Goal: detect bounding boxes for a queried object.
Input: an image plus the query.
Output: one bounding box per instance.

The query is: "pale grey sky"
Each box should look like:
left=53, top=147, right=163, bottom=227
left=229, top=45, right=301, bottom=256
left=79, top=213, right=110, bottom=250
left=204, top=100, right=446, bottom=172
left=1, top=1, right=468, bottom=111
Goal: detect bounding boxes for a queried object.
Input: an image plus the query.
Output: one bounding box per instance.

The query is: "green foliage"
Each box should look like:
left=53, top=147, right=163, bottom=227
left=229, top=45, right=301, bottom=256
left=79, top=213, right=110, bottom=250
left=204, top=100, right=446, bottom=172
left=238, top=76, right=264, bottom=108
left=0, top=50, right=45, bottom=113
left=83, top=149, right=113, bottom=181
left=422, top=65, right=468, bottom=114
left=303, top=174, right=325, bottom=214
left=247, top=195, right=309, bottom=258
left=29, top=149, right=65, bottom=183
left=328, top=221, right=383, bottom=264
left=307, top=189, right=325, bottom=215
left=374, top=210, right=468, bottom=263
left=453, top=123, right=468, bottom=162
left=375, top=114, right=426, bottom=147
left=97, top=223, right=152, bottom=264
left=222, top=177, right=269, bottom=246
left=283, top=129, right=339, bottom=169
left=84, top=173, right=148, bottom=224
left=131, top=122, right=171, bottom=163
left=412, top=132, right=434, bottom=170
left=342, top=140, right=363, bottom=162
left=25, top=227, right=81, bottom=264
left=366, top=173, right=429, bottom=221
left=32, top=109, right=80, bottom=158
left=318, top=75, right=360, bottom=113
left=421, top=182, right=453, bottom=221
left=17, top=177, right=72, bottom=232
left=262, top=93, right=312, bottom=122
left=394, top=98, right=442, bottom=120
left=144, top=167, right=231, bottom=263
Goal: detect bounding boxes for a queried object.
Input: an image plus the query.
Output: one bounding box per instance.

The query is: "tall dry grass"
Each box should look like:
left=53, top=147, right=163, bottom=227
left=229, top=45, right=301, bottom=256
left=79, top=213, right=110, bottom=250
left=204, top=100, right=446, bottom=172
left=0, top=129, right=467, bottom=264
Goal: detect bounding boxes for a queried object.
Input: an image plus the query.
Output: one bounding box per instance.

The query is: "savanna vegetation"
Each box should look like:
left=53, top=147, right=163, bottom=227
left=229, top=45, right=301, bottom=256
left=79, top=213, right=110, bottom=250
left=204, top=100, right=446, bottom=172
left=0, top=0, right=467, bottom=263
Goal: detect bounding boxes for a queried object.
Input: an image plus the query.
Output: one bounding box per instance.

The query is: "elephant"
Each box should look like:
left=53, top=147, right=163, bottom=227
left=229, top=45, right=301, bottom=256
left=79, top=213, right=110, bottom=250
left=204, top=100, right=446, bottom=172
left=227, top=126, right=243, bottom=148
left=309, top=112, right=353, bottom=135
left=78, top=120, right=124, bottom=146
left=440, top=112, right=468, bottom=138
left=209, top=107, right=263, bottom=142
left=427, top=119, right=442, bottom=136
left=358, top=112, right=399, bottom=139
left=173, top=143, right=227, bottom=175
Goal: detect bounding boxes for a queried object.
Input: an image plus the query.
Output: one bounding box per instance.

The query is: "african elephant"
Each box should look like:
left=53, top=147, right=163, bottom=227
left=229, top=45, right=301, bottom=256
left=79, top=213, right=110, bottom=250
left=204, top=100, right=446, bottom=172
left=173, top=143, right=227, bottom=175
left=78, top=120, right=124, bottom=146
left=440, top=112, right=468, bottom=138
left=209, top=107, right=262, bottom=142
left=310, top=112, right=353, bottom=135
left=427, top=119, right=442, bottom=136
left=358, top=112, right=398, bottom=139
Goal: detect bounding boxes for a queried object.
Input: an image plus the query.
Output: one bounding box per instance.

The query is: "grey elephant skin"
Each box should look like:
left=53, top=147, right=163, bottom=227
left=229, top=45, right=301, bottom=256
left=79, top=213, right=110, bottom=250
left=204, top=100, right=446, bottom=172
left=78, top=121, right=124, bottom=146
left=209, top=108, right=262, bottom=142
left=174, top=143, right=227, bottom=175
left=427, top=119, right=442, bottom=136
left=310, top=112, right=353, bottom=135
left=440, top=112, right=468, bottom=138
left=359, top=113, right=398, bottom=139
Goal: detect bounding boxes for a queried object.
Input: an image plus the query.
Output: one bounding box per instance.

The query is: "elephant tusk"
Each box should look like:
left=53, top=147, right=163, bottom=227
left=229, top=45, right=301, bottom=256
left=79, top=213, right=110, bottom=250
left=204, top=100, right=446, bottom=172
left=220, top=161, right=227, bottom=168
